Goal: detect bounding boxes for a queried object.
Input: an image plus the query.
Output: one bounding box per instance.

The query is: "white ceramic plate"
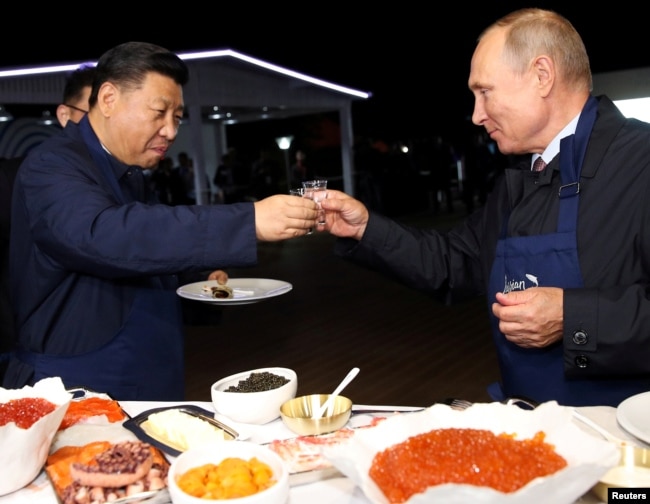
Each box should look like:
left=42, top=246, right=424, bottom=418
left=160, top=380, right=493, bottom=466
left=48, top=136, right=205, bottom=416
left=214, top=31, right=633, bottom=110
left=176, top=278, right=292, bottom=305
left=616, top=391, right=650, bottom=444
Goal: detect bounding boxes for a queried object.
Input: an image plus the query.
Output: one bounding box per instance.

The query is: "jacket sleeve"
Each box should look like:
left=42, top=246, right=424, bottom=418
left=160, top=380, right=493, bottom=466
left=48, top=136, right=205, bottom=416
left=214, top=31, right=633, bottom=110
left=333, top=207, right=494, bottom=304
left=14, top=141, right=257, bottom=279
left=563, top=169, right=650, bottom=378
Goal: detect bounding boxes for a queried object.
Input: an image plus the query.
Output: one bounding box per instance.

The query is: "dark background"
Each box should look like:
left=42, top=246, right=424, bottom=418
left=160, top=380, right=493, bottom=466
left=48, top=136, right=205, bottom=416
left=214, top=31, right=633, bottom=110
left=2, top=3, right=649, bottom=142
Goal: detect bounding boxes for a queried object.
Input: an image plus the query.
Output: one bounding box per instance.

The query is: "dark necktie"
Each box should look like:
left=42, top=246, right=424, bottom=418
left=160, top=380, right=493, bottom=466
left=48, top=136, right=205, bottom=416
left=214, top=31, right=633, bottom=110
left=532, top=157, right=546, bottom=172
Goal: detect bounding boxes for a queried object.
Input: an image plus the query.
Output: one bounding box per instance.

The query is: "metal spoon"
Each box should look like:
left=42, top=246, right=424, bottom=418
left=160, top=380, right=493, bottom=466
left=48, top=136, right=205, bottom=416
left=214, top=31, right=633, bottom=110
left=572, top=409, right=629, bottom=445
left=312, top=367, right=360, bottom=419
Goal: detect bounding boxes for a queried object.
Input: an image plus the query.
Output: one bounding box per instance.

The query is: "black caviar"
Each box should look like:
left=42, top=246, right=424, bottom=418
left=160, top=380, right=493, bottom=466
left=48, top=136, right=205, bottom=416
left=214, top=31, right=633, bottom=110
left=225, top=371, right=289, bottom=392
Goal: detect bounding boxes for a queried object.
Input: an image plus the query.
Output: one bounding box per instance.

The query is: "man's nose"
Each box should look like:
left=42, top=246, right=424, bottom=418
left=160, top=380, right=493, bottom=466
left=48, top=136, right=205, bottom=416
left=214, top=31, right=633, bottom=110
left=471, top=101, right=486, bottom=126
left=160, top=117, right=179, bottom=140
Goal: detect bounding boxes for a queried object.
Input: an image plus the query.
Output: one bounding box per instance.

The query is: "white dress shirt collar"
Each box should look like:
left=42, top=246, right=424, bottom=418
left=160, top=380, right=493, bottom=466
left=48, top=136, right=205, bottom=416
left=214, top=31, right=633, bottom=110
left=531, top=113, right=581, bottom=170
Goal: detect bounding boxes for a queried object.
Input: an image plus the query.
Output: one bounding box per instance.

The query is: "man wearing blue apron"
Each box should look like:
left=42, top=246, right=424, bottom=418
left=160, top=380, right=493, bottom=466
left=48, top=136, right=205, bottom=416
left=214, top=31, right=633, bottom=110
left=486, top=96, right=648, bottom=405
left=5, top=42, right=318, bottom=400
left=325, top=9, right=650, bottom=407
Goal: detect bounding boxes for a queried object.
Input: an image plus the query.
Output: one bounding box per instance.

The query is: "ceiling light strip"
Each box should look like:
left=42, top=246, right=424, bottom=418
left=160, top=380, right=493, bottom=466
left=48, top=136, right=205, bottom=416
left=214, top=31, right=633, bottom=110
left=0, top=49, right=371, bottom=100
left=178, top=49, right=371, bottom=99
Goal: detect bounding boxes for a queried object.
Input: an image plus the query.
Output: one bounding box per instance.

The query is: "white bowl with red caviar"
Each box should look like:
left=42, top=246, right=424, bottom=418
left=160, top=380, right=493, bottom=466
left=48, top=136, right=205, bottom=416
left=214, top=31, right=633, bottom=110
left=322, top=401, right=619, bottom=504
left=0, top=377, right=72, bottom=495
left=211, top=367, right=297, bottom=425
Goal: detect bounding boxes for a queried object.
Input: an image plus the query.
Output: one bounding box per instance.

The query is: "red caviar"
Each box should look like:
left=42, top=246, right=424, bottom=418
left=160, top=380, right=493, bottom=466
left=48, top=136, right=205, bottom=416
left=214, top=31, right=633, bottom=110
left=0, top=397, right=57, bottom=429
left=369, top=428, right=567, bottom=503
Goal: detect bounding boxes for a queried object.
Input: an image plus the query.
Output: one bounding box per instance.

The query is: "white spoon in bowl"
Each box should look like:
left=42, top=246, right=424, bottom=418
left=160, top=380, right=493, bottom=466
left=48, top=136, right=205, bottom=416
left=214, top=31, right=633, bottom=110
left=312, top=367, right=360, bottom=419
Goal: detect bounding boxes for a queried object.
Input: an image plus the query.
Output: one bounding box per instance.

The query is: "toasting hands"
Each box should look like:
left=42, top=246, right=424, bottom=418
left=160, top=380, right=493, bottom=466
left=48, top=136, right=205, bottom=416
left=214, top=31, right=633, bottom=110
left=254, top=194, right=318, bottom=241
left=317, top=190, right=370, bottom=241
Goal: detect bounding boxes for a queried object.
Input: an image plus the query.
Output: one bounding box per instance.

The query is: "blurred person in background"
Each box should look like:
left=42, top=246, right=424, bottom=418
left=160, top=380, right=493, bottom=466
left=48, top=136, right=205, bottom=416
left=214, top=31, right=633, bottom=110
left=150, top=156, right=186, bottom=205
left=55, top=64, right=95, bottom=126
left=4, top=42, right=317, bottom=400
left=321, top=8, right=650, bottom=407
left=290, top=149, right=313, bottom=188
left=213, top=152, right=234, bottom=204
left=249, top=148, right=281, bottom=201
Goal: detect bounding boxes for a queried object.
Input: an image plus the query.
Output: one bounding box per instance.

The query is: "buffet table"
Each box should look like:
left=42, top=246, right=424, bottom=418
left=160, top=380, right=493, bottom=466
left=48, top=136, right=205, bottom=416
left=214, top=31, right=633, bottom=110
left=2, top=401, right=647, bottom=504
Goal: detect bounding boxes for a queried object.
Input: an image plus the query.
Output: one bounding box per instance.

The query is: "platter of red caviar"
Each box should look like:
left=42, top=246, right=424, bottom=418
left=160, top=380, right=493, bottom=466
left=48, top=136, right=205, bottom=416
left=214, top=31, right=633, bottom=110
left=322, top=401, right=619, bottom=504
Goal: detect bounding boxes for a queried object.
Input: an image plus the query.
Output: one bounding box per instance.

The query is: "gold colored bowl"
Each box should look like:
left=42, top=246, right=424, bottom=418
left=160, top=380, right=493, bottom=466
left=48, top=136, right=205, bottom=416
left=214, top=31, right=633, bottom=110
left=591, top=445, right=650, bottom=501
left=280, top=394, right=352, bottom=436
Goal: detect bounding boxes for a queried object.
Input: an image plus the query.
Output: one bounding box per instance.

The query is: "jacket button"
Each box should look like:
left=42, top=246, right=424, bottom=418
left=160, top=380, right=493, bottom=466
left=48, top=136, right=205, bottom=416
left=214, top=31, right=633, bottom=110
left=575, top=355, right=589, bottom=368
left=572, top=330, right=588, bottom=345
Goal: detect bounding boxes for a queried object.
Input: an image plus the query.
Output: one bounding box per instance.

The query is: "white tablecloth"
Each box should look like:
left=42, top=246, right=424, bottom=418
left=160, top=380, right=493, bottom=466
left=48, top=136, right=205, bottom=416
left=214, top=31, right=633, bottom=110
left=1, top=401, right=647, bottom=504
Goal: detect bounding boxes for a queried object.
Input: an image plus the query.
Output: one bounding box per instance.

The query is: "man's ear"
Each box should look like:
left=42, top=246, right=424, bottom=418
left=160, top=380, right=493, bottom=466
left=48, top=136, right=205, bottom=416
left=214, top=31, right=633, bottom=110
left=97, top=82, right=119, bottom=117
left=56, top=104, right=71, bottom=128
left=533, top=55, right=555, bottom=97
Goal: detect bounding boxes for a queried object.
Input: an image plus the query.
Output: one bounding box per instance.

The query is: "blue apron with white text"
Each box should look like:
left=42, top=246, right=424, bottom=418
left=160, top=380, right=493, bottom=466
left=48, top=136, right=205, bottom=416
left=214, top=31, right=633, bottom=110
left=487, top=96, right=640, bottom=406
left=16, top=123, right=184, bottom=400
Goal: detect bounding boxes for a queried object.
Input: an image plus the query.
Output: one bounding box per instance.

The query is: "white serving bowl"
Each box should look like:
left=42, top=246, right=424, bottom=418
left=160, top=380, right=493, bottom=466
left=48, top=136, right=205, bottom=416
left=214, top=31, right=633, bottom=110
left=168, top=441, right=289, bottom=504
left=211, top=367, right=297, bottom=425
left=0, top=377, right=72, bottom=496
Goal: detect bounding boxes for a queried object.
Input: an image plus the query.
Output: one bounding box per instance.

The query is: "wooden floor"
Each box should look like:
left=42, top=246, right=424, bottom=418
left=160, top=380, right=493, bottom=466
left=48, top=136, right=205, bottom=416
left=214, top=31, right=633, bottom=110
left=183, top=204, right=500, bottom=407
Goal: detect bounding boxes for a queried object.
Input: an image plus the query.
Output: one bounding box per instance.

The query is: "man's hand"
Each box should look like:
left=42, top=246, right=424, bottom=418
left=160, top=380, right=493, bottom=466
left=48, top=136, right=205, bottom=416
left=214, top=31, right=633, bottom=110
left=492, top=287, right=564, bottom=348
left=318, top=189, right=370, bottom=241
left=207, top=270, right=228, bottom=284
left=253, top=194, right=318, bottom=241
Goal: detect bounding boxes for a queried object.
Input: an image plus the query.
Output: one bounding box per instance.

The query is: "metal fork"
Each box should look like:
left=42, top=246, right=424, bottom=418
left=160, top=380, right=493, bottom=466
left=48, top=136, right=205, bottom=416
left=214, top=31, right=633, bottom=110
left=446, top=397, right=539, bottom=411
left=446, top=398, right=473, bottom=410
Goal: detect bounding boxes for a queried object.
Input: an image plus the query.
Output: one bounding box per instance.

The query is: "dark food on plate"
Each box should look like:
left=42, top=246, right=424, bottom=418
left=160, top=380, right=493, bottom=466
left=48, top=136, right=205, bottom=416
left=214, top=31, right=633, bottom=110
left=210, top=285, right=234, bottom=299
left=225, top=371, right=289, bottom=392
left=369, top=428, right=567, bottom=503
left=47, top=440, right=169, bottom=504
left=0, top=397, right=57, bottom=428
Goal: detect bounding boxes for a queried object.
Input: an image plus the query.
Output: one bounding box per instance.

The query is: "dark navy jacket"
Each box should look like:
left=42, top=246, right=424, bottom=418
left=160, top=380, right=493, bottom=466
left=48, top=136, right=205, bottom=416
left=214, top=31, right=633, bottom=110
left=6, top=117, right=257, bottom=398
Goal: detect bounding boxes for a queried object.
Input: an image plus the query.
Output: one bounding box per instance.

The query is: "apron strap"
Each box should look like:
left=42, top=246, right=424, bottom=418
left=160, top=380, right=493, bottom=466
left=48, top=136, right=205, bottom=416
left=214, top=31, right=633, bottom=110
left=558, top=96, right=599, bottom=233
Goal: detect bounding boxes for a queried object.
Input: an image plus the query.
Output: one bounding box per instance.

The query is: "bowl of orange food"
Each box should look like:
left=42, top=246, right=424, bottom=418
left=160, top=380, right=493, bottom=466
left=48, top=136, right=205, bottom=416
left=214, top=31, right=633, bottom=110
left=321, top=401, right=619, bottom=504
left=168, top=440, right=289, bottom=504
left=0, top=377, right=72, bottom=496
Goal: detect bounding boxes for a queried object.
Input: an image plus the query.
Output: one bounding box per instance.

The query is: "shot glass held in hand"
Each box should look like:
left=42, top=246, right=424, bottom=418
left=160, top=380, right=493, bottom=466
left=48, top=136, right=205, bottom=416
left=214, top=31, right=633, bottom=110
left=302, top=179, right=327, bottom=225
left=289, top=187, right=312, bottom=235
